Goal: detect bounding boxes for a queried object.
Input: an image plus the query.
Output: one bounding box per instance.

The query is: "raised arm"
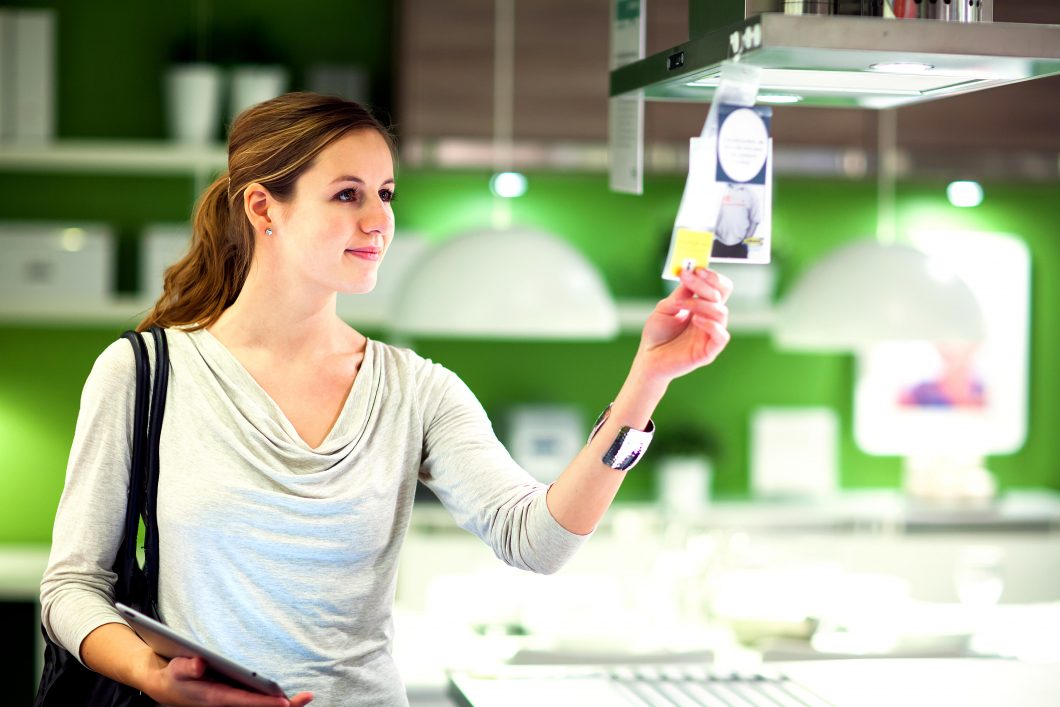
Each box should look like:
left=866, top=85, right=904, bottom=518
left=545, top=267, right=733, bottom=534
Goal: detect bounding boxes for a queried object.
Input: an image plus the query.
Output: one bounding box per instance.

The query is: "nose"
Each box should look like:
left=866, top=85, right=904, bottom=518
left=360, top=194, right=393, bottom=236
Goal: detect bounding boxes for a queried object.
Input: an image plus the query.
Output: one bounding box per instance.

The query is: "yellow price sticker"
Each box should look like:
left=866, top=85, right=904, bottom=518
left=667, top=228, right=714, bottom=276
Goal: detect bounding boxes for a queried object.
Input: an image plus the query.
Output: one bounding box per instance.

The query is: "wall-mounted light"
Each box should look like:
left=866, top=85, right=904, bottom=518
left=489, top=171, right=528, bottom=198
left=946, top=180, right=984, bottom=208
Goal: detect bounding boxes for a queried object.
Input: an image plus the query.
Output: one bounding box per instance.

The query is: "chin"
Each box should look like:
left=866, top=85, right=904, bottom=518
left=340, top=278, right=378, bottom=295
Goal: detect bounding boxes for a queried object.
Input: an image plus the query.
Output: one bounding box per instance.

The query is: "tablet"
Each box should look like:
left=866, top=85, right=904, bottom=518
left=115, top=602, right=287, bottom=698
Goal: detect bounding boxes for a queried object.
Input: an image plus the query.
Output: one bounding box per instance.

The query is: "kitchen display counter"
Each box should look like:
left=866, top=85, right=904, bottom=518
left=449, top=658, right=1060, bottom=707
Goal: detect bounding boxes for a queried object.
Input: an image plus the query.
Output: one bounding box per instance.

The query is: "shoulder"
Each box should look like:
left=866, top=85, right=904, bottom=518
left=88, top=336, right=137, bottom=382
left=370, top=339, right=456, bottom=385
left=369, top=339, right=470, bottom=415
left=86, top=328, right=180, bottom=392
left=77, top=334, right=146, bottom=408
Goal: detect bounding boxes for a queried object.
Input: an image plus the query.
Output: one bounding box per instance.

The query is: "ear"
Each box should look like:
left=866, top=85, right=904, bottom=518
left=243, top=182, right=274, bottom=236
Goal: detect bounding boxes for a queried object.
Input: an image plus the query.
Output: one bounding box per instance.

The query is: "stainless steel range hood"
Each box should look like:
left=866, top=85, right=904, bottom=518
left=610, top=5, right=1060, bottom=109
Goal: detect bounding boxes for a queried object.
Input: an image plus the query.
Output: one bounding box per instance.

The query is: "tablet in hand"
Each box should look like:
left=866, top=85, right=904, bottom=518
left=116, top=602, right=287, bottom=698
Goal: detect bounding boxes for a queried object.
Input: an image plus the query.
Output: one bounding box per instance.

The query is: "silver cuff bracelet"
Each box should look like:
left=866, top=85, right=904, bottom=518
left=588, top=403, right=655, bottom=472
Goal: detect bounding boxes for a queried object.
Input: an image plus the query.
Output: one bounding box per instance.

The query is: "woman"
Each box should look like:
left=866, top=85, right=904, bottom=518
left=40, top=93, right=733, bottom=706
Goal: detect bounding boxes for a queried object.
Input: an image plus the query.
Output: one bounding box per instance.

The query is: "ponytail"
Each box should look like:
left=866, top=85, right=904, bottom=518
left=137, top=92, right=393, bottom=332
left=138, top=174, right=253, bottom=331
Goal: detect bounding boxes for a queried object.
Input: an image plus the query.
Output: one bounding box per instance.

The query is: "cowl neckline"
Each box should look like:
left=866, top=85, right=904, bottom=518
left=182, top=328, right=380, bottom=459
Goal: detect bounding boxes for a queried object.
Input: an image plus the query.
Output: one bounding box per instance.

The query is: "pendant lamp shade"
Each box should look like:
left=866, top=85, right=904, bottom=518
left=773, top=240, right=984, bottom=352
left=391, top=228, right=618, bottom=339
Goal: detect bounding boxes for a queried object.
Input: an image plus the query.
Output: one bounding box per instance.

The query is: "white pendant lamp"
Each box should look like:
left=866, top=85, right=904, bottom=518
left=391, top=0, right=617, bottom=340
left=772, top=239, right=984, bottom=351
left=391, top=227, right=618, bottom=339
left=773, top=109, right=983, bottom=352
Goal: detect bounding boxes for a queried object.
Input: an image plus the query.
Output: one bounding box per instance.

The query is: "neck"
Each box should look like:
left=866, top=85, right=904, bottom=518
left=208, top=261, right=355, bottom=357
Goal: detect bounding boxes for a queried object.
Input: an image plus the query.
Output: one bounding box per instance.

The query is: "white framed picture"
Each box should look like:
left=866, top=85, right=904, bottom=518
left=854, top=230, right=1030, bottom=458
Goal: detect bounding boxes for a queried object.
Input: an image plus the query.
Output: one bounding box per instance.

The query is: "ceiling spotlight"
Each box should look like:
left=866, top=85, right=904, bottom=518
left=490, top=171, right=528, bottom=198
left=947, top=180, right=984, bottom=208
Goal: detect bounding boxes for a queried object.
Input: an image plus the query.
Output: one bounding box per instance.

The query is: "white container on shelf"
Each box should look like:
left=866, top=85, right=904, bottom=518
left=656, top=455, right=713, bottom=515
left=165, top=64, right=223, bottom=143
left=0, top=223, right=113, bottom=301
left=751, top=406, right=838, bottom=498
left=307, top=63, right=369, bottom=104
left=228, top=65, right=289, bottom=122
left=141, top=223, right=192, bottom=300
left=0, top=8, right=57, bottom=142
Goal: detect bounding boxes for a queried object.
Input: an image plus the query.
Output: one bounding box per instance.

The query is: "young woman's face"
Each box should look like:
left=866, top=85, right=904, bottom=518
left=274, top=129, right=396, bottom=295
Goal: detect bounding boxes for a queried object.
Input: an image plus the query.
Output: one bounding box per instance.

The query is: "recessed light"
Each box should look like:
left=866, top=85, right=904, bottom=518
left=869, top=61, right=935, bottom=74
left=490, top=171, right=528, bottom=198
left=758, top=94, right=802, bottom=104
left=947, top=180, right=984, bottom=208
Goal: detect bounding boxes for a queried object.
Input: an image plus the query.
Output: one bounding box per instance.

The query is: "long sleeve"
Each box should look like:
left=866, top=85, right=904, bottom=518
left=418, top=366, right=589, bottom=575
left=39, top=338, right=138, bottom=663
left=38, top=333, right=590, bottom=704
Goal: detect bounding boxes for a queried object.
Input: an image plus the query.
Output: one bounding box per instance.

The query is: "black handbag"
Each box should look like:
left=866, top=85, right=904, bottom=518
left=34, top=327, right=169, bottom=707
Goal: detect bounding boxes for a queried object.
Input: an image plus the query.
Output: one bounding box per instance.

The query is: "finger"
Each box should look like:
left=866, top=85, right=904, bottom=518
left=167, top=658, right=289, bottom=706
left=678, top=268, right=723, bottom=302
left=654, top=290, right=696, bottom=320
left=683, top=298, right=728, bottom=326
left=191, top=682, right=290, bottom=707
left=169, top=656, right=207, bottom=681
left=290, top=693, right=315, bottom=706
left=680, top=267, right=735, bottom=303
left=708, top=269, right=735, bottom=302
left=655, top=281, right=695, bottom=314
left=691, top=316, right=732, bottom=353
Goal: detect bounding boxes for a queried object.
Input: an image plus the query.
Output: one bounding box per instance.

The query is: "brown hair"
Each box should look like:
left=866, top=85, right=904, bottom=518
left=138, top=92, right=395, bottom=331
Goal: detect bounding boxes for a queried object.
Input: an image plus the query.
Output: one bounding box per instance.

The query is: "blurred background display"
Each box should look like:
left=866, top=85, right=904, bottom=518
left=1, top=1, right=1059, bottom=705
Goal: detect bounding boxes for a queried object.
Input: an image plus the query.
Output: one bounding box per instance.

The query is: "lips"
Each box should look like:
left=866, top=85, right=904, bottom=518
left=346, top=246, right=382, bottom=261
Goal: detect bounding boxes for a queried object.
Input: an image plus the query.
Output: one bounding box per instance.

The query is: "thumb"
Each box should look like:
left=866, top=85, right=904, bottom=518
left=169, top=655, right=207, bottom=681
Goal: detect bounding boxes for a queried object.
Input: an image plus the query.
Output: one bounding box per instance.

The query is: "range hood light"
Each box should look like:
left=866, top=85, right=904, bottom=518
left=757, top=93, right=802, bottom=104
left=869, top=61, right=935, bottom=74
left=686, top=68, right=979, bottom=97
left=612, top=13, right=1060, bottom=109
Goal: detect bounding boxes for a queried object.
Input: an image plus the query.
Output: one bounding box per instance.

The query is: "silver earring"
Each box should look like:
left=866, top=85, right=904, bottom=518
left=265, top=228, right=273, bottom=236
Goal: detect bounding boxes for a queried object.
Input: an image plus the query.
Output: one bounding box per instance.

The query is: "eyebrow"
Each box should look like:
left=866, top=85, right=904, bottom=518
left=328, top=175, right=395, bottom=186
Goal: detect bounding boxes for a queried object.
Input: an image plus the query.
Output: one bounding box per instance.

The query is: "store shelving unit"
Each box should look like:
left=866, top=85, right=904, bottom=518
left=0, top=140, right=776, bottom=335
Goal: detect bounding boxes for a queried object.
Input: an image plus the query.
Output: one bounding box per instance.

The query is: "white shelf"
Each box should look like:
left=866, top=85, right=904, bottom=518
left=0, top=139, right=227, bottom=175
left=0, top=545, right=50, bottom=601
left=0, top=296, right=773, bottom=334
left=0, top=296, right=390, bottom=330
left=0, top=297, right=156, bottom=328
left=617, top=299, right=774, bottom=334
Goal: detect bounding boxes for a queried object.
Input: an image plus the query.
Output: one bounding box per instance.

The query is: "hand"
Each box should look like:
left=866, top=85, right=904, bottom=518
left=635, top=267, right=733, bottom=385
left=146, top=656, right=313, bottom=707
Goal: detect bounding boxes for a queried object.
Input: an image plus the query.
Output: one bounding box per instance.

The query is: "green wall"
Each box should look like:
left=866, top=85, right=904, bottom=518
left=1, top=1, right=1058, bottom=544
left=2, top=172, right=1058, bottom=543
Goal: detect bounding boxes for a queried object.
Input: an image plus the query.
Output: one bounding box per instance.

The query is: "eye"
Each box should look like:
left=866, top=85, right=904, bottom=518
left=379, top=188, right=396, bottom=203
left=336, top=188, right=361, bottom=203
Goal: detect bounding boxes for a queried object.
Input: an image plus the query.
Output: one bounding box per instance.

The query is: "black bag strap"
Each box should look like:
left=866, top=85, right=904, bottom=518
left=143, top=327, right=168, bottom=609
left=32, top=330, right=167, bottom=707
left=116, top=327, right=168, bottom=610
left=117, top=331, right=149, bottom=602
